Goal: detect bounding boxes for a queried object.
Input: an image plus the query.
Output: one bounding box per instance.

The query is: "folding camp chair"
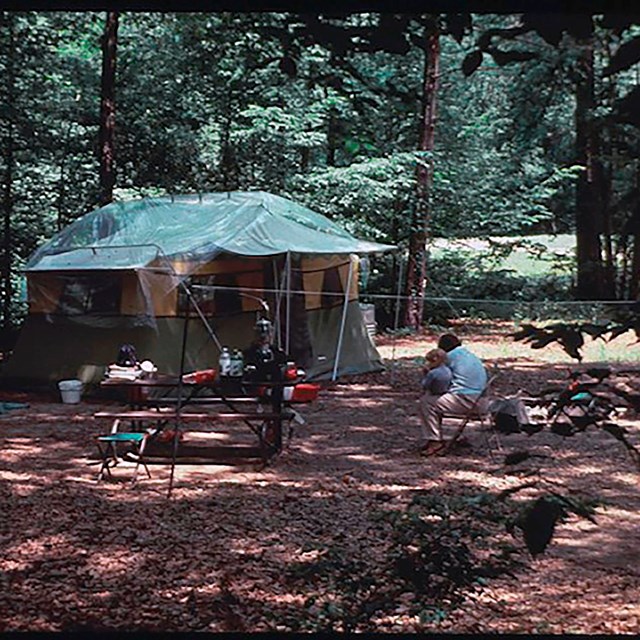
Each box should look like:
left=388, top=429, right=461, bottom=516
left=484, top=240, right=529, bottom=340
left=96, top=428, right=155, bottom=484
left=439, top=372, right=502, bottom=458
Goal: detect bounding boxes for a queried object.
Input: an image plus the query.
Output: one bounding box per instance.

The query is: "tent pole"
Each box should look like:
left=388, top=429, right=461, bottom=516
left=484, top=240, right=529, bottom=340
left=390, top=254, right=404, bottom=384
left=167, top=288, right=190, bottom=499
left=272, top=257, right=282, bottom=350
left=332, top=254, right=354, bottom=382
left=176, top=281, right=222, bottom=350
left=285, top=252, right=291, bottom=356
left=139, top=243, right=223, bottom=351
left=152, top=245, right=222, bottom=351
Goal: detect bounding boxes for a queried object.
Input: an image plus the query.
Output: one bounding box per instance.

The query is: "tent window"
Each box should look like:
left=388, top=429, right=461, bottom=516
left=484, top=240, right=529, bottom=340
left=178, top=274, right=242, bottom=316
left=321, top=266, right=344, bottom=309
left=179, top=275, right=216, bottom=315
left=57, top=274, right=121, bottom=315
left=213, top=274, right=242, bottom=315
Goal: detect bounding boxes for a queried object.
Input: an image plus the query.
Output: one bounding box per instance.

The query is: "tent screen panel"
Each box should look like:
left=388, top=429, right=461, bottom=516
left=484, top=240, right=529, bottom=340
left=55, top=273, right=122, bottom=315
left=213, top=274, right=243, bottom=315
left=177, top=274, right=243, bottom=316
left=177, top=275, right=217, bottom=315
left=28, top=273, right=65, bottom=314
left=321, top=266, right=345, bottom=309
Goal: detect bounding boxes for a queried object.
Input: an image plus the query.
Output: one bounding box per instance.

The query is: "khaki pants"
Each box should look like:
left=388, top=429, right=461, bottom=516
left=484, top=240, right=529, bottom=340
left=419, top=392, right=482, bottom=443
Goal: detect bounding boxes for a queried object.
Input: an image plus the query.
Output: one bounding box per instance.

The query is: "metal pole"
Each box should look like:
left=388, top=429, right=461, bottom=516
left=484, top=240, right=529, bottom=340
left=272, top=257, right=282, bottom=350
left=285, top=252, right=291, bottom=355
left=390, top=255, right=404, bottom=384
left=332, top=255, right=354, bottom=381
left=167, top=290, right=190, bottom=499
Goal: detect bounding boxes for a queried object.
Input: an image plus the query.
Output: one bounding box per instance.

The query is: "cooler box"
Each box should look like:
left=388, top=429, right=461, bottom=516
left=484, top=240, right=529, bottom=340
left=283, top=383, right=320, bottom=403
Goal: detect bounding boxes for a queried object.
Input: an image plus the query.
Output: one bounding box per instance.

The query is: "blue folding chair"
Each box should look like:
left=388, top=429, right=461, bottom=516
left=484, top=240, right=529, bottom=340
left=96, top=431, right=153, bottom=484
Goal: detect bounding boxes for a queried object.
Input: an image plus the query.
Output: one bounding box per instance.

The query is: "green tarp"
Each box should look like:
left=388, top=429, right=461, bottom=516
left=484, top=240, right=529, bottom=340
left=26, top=191, right=394, bottom=272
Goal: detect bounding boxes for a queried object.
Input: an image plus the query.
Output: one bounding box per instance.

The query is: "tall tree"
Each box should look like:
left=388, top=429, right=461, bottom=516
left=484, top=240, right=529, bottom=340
left=404, top=17, right=440, bottom=327
left=99, top=11, right=118, bottom=206
left=573, top=22, right=607, bottom=299
left=1, top=12, right=16, bottom=350
left=464, top=13, right=640, bottom=301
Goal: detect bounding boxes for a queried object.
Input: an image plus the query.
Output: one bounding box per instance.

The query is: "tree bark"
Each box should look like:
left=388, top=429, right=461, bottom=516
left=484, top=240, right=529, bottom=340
left=630, top=227, right=640, bottom=300
left=327, top=107, right=338, bottom=167
left=630, top=166, right=640, bottom=300
left=403, top=23, right=440, bottom=327
left=220, top=113, right=238, bottom=191
left=2, top=13, right=15, bottom=347
left=98, top=11, right=119, bottom=206
left=574, top=33, right=605, bottom=300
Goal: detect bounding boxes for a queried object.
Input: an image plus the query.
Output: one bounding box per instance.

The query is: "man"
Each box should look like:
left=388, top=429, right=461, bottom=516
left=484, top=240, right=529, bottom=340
left=419, top=333, right=487, bottom=456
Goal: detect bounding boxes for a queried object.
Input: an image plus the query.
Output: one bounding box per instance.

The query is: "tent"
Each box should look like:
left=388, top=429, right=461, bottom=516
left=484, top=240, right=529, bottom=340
left=3, top=191, right=395, bottom=385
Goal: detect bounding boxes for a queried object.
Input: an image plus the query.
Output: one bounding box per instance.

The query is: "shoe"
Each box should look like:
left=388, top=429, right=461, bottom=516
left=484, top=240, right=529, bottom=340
left=453, top=436, right=472, bottom=449
left=437, top=437, right=472, bottom=456
left=420, top=440, right=446, bottom=456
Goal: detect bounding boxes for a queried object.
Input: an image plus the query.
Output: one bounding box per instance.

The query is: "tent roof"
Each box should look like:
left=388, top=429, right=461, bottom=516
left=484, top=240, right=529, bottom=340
left=25, top=191, right=396, bottom=272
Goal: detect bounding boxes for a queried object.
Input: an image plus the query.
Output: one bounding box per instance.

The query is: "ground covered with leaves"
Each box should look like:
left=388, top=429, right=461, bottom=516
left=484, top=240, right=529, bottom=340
left=1, top=323, right=639, bottom=632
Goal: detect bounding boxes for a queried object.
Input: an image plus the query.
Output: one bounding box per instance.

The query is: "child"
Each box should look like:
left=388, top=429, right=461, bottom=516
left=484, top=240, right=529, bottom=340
left=420, top=348, right=452, bottom=397
left=418, top=348, right=453, bottom=455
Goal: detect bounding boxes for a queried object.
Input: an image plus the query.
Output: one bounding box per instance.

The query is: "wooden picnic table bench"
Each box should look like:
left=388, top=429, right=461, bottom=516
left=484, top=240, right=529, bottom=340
left=93, top=410, right=289, bottom=422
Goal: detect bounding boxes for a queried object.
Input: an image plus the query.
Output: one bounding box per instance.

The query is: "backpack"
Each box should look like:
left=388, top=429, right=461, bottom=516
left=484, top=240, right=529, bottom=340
left=489, top=396, right=531, bottom=434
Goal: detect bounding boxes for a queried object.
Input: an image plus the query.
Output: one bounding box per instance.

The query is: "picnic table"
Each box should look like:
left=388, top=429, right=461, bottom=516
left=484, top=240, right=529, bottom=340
left=93, top=373, right=301, bottom=483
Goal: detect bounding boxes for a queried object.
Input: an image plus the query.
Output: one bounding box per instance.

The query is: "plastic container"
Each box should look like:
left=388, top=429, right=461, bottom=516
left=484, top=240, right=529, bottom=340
left=284, top=362, right=298, bottom=381
left=230, top=350, right=244, bottom=377
left=182, top=368, right=217, bottom=384
left=288, top=383, right=320, bottom=403
left=218, top=347, right=231, bottom=377
left=58, top=379, right=83, bottom=404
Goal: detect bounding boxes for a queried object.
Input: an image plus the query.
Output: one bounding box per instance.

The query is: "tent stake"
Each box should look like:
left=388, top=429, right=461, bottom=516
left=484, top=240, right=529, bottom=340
left=332, top=255, right=354, bottom=381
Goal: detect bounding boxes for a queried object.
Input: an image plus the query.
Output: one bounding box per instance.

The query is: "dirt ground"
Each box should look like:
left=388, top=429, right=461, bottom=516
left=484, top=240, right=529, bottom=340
left=1, top=323, right=639, bottom=632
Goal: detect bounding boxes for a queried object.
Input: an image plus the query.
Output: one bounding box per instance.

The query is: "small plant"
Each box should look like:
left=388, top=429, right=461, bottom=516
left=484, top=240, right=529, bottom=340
left=278, top=488, right=601, bottom=632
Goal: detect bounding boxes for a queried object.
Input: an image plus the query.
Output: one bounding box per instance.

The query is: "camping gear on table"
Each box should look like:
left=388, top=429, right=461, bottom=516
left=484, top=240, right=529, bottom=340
left=218, top=346, right=244, bottom=394
left=218, top=347, right=232, bottom=377
left=140, top=360, right=157, bottom=375
left=181, top=368, right=216, bottom=384
left=230, top=349, right=244, bottom=377
left=106, top=364, right=143, bottom=381
left=116, top=343, right=138, bottom=367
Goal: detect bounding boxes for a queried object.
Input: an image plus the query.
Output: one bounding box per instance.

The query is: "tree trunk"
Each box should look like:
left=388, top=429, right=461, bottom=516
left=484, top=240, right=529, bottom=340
left=56, top=123, right=73, bottom=231
left=327, top=106, right=338, bottom=167
left=403, top=23, right=440, bottom=328
left=2, top=13, right=15, bottom=348
left=220, top=113, right=238, bottom=191
left=98, top=11, right=119, bottom=207
left=300, top=146, right=310, bottom=173
left=630, top=229, right=640, bottom=300
left=574, top=33, right=605, bottom=300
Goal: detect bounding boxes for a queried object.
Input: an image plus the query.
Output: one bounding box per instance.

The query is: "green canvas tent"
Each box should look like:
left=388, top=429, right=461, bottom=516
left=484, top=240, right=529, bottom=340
left=3, top=191, right=395, bottom=385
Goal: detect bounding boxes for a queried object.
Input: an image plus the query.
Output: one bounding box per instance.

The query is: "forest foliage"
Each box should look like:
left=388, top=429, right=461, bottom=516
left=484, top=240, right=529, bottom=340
left=1, top=12, right=640, bottom=345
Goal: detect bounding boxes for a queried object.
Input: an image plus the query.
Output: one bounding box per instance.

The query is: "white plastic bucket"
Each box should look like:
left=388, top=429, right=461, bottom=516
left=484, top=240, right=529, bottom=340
left=58, top=379, right=83, bottom=404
